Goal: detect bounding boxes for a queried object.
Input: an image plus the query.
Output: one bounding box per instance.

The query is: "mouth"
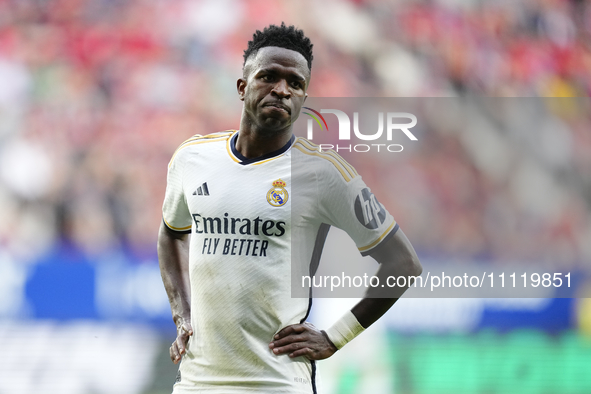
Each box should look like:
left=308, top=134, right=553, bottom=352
left=263, top=103, right=291, bottom=114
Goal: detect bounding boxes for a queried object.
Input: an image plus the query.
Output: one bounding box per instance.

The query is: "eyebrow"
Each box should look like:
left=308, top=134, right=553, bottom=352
left=257, top=67, right=307, bottom=81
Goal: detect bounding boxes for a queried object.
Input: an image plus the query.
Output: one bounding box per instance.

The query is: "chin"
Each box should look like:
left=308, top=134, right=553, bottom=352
left=258, top=120, right=290, bottom=135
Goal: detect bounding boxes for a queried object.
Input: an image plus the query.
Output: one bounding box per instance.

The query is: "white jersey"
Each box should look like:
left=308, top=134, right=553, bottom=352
left=162, top=130, right=397, bottom=393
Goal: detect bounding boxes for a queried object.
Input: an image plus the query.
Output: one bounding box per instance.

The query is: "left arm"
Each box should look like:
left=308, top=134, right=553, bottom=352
left=269, top=228, right=422, bottom=360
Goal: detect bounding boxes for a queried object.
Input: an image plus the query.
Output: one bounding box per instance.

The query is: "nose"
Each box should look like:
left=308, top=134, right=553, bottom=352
left=271, top=79, right=290, bottom=98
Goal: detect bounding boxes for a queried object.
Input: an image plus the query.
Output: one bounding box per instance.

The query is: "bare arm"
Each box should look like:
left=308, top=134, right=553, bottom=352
left=157, top=221, right=193, bottom=364
left=351, top=228, right=422, bottom=328
left=270, top=228, right=422, bottom=359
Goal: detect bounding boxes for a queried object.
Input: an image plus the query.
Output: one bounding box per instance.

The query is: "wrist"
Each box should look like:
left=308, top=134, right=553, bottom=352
left=173, top=314, right=191, bottom=327
left=324, top=310, right=365, bottom=350
left=320, top=330, right=338, bottom=352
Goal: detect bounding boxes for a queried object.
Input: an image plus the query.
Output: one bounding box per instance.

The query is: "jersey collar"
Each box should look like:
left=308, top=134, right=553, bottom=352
left=229, top=131, right=295, bottom=165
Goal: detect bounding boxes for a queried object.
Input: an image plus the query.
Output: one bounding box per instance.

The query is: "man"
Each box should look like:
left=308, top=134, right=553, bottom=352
left=158, top=23, right=422, bottom=393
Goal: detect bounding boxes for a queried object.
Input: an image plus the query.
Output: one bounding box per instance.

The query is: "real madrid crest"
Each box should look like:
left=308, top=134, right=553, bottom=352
left=267, top=179, right=288, bottom=207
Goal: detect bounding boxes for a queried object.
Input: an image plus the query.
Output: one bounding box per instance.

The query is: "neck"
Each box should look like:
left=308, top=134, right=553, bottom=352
left=235, top=117, right=293, bottom=159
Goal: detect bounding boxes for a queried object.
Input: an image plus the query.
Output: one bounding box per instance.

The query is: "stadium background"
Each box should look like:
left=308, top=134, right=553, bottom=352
left=0, top=0, right=591, bottom=393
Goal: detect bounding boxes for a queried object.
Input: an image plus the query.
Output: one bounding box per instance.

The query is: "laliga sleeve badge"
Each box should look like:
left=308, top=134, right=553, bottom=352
left=267, top=179, right=289, bottom=207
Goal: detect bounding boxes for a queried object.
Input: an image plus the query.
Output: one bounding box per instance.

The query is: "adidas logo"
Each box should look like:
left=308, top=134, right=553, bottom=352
left=193, top=182, right=210, bottom=196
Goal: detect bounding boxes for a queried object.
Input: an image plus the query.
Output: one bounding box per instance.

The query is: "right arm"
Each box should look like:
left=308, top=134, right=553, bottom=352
left=158, top=221, right=192, bottom=364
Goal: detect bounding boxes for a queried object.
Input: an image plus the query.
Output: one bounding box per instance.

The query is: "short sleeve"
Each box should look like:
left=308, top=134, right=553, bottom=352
left=162, top=151, right=192, bottom=233
left=318, top=158, right=398, bottom=256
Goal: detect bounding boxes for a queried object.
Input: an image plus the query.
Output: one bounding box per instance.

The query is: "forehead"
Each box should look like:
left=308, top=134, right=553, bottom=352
left=246, top=46, right=310, bottom=79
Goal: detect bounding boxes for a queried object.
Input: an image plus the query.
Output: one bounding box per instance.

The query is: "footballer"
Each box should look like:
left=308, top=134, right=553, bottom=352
left=157, top=23, right=422, bottom=393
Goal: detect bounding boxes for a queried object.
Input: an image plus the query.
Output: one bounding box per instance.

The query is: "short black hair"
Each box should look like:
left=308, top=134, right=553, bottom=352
left=243, top=23, right=313, bottom=71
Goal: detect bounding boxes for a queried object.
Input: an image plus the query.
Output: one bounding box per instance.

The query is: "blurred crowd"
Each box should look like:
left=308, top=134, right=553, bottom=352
left=0, top=0, right=590, bottom=267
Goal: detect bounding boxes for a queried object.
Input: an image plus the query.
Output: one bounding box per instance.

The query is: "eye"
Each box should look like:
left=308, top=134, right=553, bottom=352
left=291, top=81, right=303, bottom=89
left=261, top=74, right=274, bottom=82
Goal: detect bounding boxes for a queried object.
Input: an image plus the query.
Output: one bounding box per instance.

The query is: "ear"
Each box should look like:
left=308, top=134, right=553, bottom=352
left=237, top=78, right=247, bottom=101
